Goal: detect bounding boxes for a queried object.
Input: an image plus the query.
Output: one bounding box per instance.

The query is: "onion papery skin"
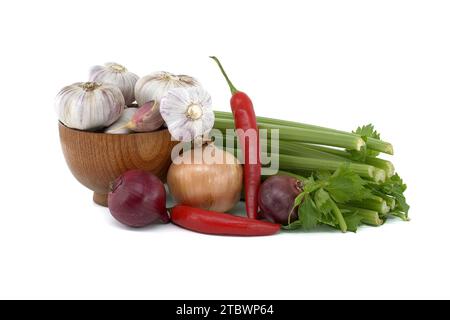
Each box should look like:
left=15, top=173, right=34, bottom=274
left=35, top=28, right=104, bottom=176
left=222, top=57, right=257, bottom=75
left=167, top=145, right=243, bottom=213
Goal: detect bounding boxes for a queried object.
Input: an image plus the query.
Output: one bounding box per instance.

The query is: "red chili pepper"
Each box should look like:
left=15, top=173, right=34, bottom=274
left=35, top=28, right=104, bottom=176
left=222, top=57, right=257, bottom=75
left=171, top=205, right=280, bottom=236
left=210, top=56, right=261, bottom=219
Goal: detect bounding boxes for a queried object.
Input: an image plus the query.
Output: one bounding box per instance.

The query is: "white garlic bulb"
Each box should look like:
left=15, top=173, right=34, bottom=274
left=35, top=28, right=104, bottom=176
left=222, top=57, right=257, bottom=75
left=56, top=82, right=125, bottom=131
left=135, top=71, right=200, bottom=106
left=89, top=62, right=139, bottom=105
left=104, top=107, right=137, bottom=134
left=160, top=87, right=214, bottom=142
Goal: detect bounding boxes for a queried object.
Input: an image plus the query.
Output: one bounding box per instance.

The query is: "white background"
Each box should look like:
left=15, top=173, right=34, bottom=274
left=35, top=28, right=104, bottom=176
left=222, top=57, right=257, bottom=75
left=0, top=0, right=449, bottom=300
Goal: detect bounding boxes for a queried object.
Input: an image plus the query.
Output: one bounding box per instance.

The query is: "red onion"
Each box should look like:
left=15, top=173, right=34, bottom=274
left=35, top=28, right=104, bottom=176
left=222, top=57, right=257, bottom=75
left=258, top=175, right=303, bottom=225
left=108, top=170, right=169, bottom=227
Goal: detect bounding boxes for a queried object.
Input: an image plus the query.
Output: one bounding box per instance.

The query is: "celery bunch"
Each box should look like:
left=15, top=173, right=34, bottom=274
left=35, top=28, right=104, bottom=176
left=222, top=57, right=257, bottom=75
left=214, top=111, right=409, bottom=232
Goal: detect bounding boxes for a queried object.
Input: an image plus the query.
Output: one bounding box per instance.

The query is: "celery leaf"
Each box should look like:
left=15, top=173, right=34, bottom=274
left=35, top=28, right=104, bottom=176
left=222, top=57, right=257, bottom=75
left=353, top=124, right=381, bottom=140
left=324, top=165, right=370, bottom=203
left=297, top=195, right=321, bottom=230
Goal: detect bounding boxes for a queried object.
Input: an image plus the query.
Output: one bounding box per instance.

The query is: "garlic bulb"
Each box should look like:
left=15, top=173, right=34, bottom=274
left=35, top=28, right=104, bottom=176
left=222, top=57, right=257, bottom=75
left=135, top=71, right=200, bottom=106
left=134, top=72, right=200, bottom=128
left=105, top=107, right=137, bottom=134
left=89, top=62, right=139, bottom=105
left=160, top=87, right=214, bottom=142
left=56, top=82, right=125, bottom=131
left=127, top=101, right=163, bottom=132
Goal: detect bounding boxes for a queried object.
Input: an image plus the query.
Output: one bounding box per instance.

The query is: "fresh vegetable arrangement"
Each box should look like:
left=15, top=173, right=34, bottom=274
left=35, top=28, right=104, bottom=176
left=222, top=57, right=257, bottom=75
left=56, top=58, right=409, bottom=235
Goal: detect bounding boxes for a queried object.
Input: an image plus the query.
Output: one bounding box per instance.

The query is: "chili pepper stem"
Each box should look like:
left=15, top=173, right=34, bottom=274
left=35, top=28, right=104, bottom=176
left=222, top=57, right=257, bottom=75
left=210, top=56, right=238, bottom=94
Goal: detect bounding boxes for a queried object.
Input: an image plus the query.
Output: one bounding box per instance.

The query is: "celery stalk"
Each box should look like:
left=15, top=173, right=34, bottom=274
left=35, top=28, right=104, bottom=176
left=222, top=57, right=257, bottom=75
left=277, top=154, right=385, bottom=182
left=303, top=144, right=351, bottom=158
left=273, top=141, right=347, bottom=161
left=365, top=157, right=395, bottom=178
left=227, top=145, right=385, bottom=182
left=330, top=200, right=348, bottom=233
left=221, top=132, right=348, bottom=161
left=214, top=111, right=393, bottom=154
left=214, top=118, right=366, bottom=151
left=293, top=144, right=395, bottom=177
left=338, top=205, right=384, bottom=226
left=349, top=199, right=390, bottom=214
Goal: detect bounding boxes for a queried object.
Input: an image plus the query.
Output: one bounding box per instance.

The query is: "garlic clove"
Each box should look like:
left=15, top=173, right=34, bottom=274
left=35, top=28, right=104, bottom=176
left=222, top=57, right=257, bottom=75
left=127, top=101, right=164, bottom=132
left=160, top=87, right=214, bottom=142
left=104, top=107, right=138, bottom=134
left=89, top=62, right=139, bottom=106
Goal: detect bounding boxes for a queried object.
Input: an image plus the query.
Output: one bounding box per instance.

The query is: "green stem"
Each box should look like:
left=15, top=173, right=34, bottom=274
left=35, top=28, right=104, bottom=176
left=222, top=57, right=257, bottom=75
left=367, top=139, right=394, bottom=155
left=390, top=211, right=409, bottom=221
left=330, top=201, right=348, bottom=232
left=210, top=57, right=238, bottom=94
left=221, top=132, right=349, bottom=161
left=365, top=157, right=395, bottom=178
left=304, top=144, right=351, bottom=158
left=369, top=190, right=397, bottom=210
left=291, top=144, right=395, bottom=177
left=367, top=195, right=386, bottom=204
left=348, top=199, right=390, bottom=214
left=277, top=154, right=385, bottom=182
left=226, top=144, right=386, bottom=182
left=220, top=129, right=394, bottom=177
left=275, top=142, right=347, bottom=161
left=214, top=111, right=394, bottom=154
left=339, top=205, right=384, bottom=226
left=214, top=118, right=365, bottom=151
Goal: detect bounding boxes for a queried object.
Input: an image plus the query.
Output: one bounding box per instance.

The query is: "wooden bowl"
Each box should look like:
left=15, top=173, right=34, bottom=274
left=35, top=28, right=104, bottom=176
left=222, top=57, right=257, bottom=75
left=59, top=123, right=178, bottom=207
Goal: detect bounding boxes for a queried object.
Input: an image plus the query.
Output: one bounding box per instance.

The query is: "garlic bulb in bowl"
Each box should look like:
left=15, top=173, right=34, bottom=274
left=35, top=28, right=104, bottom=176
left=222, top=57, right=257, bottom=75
left=55, top=82, right=125, bottom=131
left=160, top=87, right=214, bottom=142
left=134, top=72, right=200, bottom=129
left=135, top=71, right=200, bottom=106
left=89, top=62, right=139, bottom=105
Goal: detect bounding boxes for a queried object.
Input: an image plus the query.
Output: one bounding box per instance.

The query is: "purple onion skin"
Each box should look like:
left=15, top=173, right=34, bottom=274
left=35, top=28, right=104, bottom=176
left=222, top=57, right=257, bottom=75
left=108, top=170, right=170, bottom=228
left=258, top=175, right=303, bottom=225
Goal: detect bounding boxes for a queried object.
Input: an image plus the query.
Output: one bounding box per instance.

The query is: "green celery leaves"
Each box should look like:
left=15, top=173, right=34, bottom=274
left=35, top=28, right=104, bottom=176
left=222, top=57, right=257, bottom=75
left=284, top=164, right=409, bottom=233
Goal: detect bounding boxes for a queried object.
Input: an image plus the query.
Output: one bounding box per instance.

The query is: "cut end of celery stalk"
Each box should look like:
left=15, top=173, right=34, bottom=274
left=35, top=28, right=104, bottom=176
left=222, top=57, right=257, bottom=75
left=373, top=168, right=386, bottom=183
left=356, top=138, right=365, bottom=151
left=387, top=198, right=396, bottom=210
left=382, top=161, right=395, bottom=178
left=380, top=201, right=390, bottom=215
left=390, top=212, right=410, bottom=222
left=365, top=157, right=395, bottom=178
left=367, top=138, right=394, bottom=155
left=339, top=205, right=384, bottom=226
left=363, top=216, right=384, bottom=227
left=386, top=144, right=394, bottom=155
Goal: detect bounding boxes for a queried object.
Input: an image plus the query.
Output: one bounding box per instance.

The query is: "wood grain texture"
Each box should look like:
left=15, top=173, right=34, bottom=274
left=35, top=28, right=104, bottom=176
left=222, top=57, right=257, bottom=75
left=59, top=123, right=178, bottom=206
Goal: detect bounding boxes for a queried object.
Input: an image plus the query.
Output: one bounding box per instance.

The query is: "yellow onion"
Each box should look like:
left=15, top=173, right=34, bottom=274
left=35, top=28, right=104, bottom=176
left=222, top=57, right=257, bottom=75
left=167, top=144, right=243, bottom=212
